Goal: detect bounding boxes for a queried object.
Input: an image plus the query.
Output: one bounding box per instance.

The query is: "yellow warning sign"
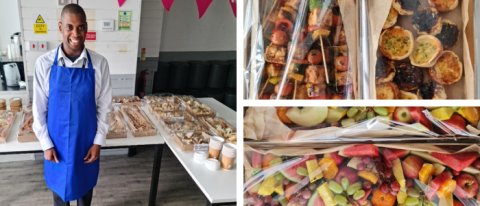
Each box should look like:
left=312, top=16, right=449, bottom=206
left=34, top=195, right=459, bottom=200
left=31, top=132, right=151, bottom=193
left=34, top=24, right=47, bottom=34
left=36, top=15, right=45, bottom=23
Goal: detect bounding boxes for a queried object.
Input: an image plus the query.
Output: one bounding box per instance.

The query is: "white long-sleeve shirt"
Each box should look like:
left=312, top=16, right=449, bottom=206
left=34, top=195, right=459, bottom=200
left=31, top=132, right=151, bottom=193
left=33, top=46, right=113, bottom=151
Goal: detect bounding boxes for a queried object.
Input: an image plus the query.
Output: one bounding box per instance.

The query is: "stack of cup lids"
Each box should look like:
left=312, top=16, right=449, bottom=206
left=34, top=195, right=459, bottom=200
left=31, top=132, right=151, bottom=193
left=0, top=99, right=6, bottom=110
left=193, top=151, right=209, bottom=164
left=10, top=97, right=22, bottom=112
left=204, top=158, right=220, bottom=171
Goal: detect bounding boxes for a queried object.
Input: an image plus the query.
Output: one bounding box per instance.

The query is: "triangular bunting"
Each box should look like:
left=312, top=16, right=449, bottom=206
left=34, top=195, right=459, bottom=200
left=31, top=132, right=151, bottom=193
left=229, top=0, right=236, bottom=18
left=118, top=0, right=126, bottom=7
left=161, top=0, right=175, bottom=11
left=195, top=0, right=213, bottom=19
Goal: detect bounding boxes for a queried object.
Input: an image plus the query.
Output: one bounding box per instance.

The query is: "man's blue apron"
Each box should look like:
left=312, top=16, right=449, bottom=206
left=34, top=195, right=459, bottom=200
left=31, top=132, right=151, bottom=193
left=45, top=45, right=98, bottom=201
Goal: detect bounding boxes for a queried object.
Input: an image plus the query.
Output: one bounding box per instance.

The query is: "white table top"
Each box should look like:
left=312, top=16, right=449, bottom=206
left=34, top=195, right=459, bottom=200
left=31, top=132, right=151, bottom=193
left=161, top=98, right=237, bottom=203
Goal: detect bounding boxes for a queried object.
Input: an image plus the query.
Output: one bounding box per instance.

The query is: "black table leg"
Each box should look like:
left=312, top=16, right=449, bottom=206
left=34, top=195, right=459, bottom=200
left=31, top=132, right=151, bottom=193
left=148, top=144, right=164, bottom=206
left=128, top=147, right=137, bottom=157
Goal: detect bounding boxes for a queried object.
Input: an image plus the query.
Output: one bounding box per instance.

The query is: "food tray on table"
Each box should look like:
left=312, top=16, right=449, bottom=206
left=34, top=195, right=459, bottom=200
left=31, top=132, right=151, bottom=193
left=198, top=117, right=237, bottom=143
left=154, top=110, right=194, bottom=122
left=243, top=143, right=480, bottom=206
left=175, top=95, right=216, bottom=118
left=147, top=101, right=182, bottom=113
left=107, top=110, right=127, bottom=139
left=144, top=94, right=175, bottom=103
left=369, top=0, right=476, bottom=100
left=18, top=110, right=38, bottom=142
left=173, top=131, right=210, bottom=151
left=162, top=120, right=206, bottom=136
left=119, top=105, right=157, bottom=137
left=244, top=0, right=359, bottom=99
left=112, top=96, right=142, bottom=106
left=0, top=110, right=17, bottom=143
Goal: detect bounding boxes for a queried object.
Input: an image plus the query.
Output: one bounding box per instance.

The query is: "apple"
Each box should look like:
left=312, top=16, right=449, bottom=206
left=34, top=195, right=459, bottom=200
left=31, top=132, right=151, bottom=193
left=286, top=107, right=328, bottom=127
left=402, top=156, right=425, bottom=179
left=409, top=107, right=433, bottom=131
left=259, top=94, right=270, bottom=99
left=440, top=113, right=466, bottom=135
left=324, top=152, right=344, bottom=166
left=394, top=107, right=412, bottom=124
left=274, top=83, right=293, bottom=96
left=247, top=181, right=261, bottom=195
left=454, top=173, right=479, bottom=198
left=335, top=166, right=359, bottom=184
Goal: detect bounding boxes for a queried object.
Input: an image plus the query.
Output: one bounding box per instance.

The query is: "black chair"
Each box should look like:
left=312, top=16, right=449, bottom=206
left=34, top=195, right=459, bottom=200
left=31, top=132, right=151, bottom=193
left=224, top=88, right=236, bottom=111
left=167, top=62, right=190, bottom=90
left=187, top=61, right=210, bottom=89
left=152, top=62, right=169, bottom=93
left=207, top=61, right=229, bottom=89
left=205, top=88, right=225, bottom=103
left=226, top=59, right=236, bottom=89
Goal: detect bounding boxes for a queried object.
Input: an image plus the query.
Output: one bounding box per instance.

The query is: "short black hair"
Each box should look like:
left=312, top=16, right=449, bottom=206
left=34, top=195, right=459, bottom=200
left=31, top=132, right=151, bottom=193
left=61, top=4, right=86, bottom=21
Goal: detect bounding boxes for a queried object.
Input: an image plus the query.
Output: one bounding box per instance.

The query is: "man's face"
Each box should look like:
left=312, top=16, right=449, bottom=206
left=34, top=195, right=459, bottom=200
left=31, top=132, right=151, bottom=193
left=59, top=13, right=87, bottom=54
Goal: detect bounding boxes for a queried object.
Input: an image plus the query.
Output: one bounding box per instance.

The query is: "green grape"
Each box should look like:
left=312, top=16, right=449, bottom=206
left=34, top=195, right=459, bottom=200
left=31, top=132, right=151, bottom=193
left=358, top=111, right=367, bottom=121
left=347, top=182, right=362, bottom=195
left=341, top=118, right=356, bottom=128
left=270, top=158, right=282, bottom=166
left=328, top=181, right=344, bottom=194
left=451, top=106, right=460, bottom=111
left=275, top=173, right=284, bottom=182
left=297, top=167, right=308, bottom=177
left=341, top=177, right=349, bottom=191
left=367, top=111, right=375, bottom=119
left=405, top=197, right=419, bottom=206
left=353, top=190, right=365, bottom=200
left=347, top=107, right=359, bottom=118
left=278, top=196, right=288, bottom=206
left=407, top=188, right=419, bottom=198
left=334, top=195, right=348, bottom=206
left=374, top=107, right=388, bottom=116
left=347, top=204, right=353, bottom=206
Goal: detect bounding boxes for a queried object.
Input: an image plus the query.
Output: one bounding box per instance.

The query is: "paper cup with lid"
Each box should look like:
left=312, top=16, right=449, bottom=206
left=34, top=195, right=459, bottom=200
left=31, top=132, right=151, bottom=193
left=208, top=136, right=225, bottom=159
left=221, top=143, right=237, bottom=170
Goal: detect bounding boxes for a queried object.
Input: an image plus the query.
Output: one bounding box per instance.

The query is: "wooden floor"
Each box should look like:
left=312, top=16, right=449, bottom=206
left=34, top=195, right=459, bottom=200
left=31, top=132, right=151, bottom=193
left=0, top=146, right=236, bottom=206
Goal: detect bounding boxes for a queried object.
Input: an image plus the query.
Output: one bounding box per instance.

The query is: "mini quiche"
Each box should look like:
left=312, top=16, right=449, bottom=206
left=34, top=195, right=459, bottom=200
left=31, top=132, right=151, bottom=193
left=435, top=19, right=460, bottom=50
left=393, top=0, right=420, bottom=15
left=418, top=81, right=447, bottom=99
left=394, top=62, right=423, bottom=91
left=427, top=0, right=459, bottom=12
left=383, top=7, right=399, bottom=29
left=375, top=58, right=396, bottom=83
left=428, top=51, right=463, bottom=85
left=379, top=26, right=414, bottom=60
left=409, top=35, right=443, bottom=67
left=399, top=90, right=418, bottom=100
left=412, top=7, right=442, bottom=36
left=376, top=82, right=400, bottom=100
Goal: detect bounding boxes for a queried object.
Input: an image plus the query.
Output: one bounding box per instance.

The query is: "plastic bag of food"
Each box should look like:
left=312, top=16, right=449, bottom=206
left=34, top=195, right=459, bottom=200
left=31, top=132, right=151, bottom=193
left=107, top=110, right=127, bottom=139
left=245, top=0, right=358, bottom=100
left=244, top=107, right=480, bottom=142
left=119, top=105, right=157, bottom=137
left=198, top=116, right=237, bottom=143
left=243, top=144, right=480, bottom=206
left=17, top=110, right=38, bottom=142
left=368, top=0, right=476, bottom=100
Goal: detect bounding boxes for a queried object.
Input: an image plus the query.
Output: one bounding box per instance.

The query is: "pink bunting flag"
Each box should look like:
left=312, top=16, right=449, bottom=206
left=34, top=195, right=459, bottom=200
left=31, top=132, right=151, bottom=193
left=229, top=0, right=236, bottom=18
left=195, top=0, right=213, bottom=19
left=117, top=0, right=126, bottom=7
left=161, top=0, right=175, bottom=11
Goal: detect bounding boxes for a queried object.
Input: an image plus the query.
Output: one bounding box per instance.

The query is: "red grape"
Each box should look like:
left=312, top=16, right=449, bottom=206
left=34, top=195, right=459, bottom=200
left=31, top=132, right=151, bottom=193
left=362, top=156, right=371, bottom=165
left=377, top=179, right=383, bottom=186
left=406, top=179, right=413, bottom=188
left=298, top=196, right=307, bottom=205
left=254, top=198, right=264, bottom=206
left=248, top=194, right=258, bottom=204
left=271, top=199, right=280, bottom=206
left=384, top=169, right=393, bottom=179
left=473, top=159, right=480, bottom=170
left=264, top=196, right=272, bottom=204
left=283, top=178, right=290, bottom=185
left=391, top=181, right=400, bottom=192
left=390, top=190, right=398, bottom=196
left=453, top=170, right=460, bottom=176
left=301, top=177, right=310, bottom=186
left=374, top=156, right=381, bottom=163
left=385, top=159, right=393, bottom=168
left=381, top=183, right=390, bottom=194
left=302, top=190, right=312, bottom=199
left=357, top=163, right=365, bottom=171
left=331, top=122, right=340, bottom=127
left=363, top=181, right=372, bottom=190
left=289, top=196, right=296, bottom=204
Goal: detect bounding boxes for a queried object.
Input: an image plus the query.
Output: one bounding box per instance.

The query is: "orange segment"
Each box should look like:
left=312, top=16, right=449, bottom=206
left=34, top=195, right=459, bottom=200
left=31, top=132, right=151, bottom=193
left=419, top=163, right=435, bottom=184
left=437, top=179, right=456, bottom=197
left=318, top=157, right=338, bottom=180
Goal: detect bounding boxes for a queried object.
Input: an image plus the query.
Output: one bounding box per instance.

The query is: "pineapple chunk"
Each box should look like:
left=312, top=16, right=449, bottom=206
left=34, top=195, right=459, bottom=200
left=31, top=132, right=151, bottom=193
left=358, top=171, right=379, bottom=184
left=306, top=159, right=323, bottom=183
left=258, top=175, right=277, bottom=196
left=392, top=158, right=406, bottom=188
left=397, top=190, right=408, bottom=204
left=319, top=158, right=338, bottom=180
left=317, top=182, right=336, bottom=206
left=430, top=107, right=455, bottom=121
left=274, top=184, right=284, bottom=196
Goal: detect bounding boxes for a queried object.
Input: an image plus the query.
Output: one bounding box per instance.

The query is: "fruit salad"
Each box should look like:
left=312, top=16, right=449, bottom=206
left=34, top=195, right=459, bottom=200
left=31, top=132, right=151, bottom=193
left=244, top=144, right=480, bottom=206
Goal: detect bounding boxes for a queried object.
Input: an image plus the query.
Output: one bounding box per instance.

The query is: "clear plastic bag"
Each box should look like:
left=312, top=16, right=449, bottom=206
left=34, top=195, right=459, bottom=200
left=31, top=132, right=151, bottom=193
left=154, top=110, right=194, bottom=122
left=175, top=95, right=216, bottom=118
left=244, top=107, right=480, bottom=142
left=173, top=131, right=211, bottom=151
left=198, top=116, right=237, bottom=143
left=106, top=110, right=127, bottom=139
left=119, top=105, right=156, bottom=137
left=243, top=144, right=480, bottom=206
left=162, top=120, right=206, bottom=136
left=17, top=110, right=37, bottom=142
left=245, top=0, right=358, bottom=100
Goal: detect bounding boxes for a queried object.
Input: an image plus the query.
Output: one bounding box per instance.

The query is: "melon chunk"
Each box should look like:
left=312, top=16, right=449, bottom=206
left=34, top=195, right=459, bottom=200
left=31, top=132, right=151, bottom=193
left=338, top=144, right=379, bottom=157
left=431, top=152, right=479, bottom=172
left=382, top=148, right=410, bottom=161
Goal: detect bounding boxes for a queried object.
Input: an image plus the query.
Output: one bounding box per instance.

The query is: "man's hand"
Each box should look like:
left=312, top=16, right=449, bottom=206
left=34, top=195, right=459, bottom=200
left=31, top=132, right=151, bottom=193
left=84, top=144, right=101, bottom=163
left=44, top=148, right=59, bottom=163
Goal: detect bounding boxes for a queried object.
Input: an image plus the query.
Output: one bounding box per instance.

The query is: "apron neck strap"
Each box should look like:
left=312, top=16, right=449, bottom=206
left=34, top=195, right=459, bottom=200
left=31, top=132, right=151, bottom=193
left=54, top=44, right=93, bottom=70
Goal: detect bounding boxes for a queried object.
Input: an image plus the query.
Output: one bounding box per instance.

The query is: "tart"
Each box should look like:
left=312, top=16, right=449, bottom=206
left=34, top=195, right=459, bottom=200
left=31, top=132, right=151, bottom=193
left=379, top=26, right=414, bottom=60
left=428, top=51, right=463, bottom=86
left=435, top=19, right=460, bottom=50
left=409, top=35, right=443, bottom=68
left=418, top=81, right=447, bottom=99
left=427, top=0, right=459, bottom=12
left=383, top=7, right=399, bottom=29
left=394, top=62, right=423, bottom=91
left=393, top=0, right=420, bottom=15
left=399, top=90, right=418, bottom=100
left=375, top=57, right=396, bottom=84
left=412, top=7, right=442, bottom=36
left=376, top=82, right=400, bottom=100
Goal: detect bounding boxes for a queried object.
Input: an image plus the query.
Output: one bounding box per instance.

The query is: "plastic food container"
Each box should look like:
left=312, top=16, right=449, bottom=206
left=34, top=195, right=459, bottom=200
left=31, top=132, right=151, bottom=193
left=0, top=99, right=6, bottom=108
left=198, top=116, right=237, bottom=143
left=112, top=96, right=142, bottom=106
left=0, top=111, right=16, bottom=144
left=119, top=105, right=157, bottom=137
left=154, top=110, right=193, bottom=122
left=173, top=131, right=209, bottom=151
left=162, top=120, right=206, bottom=136
left=9, top=97, right=22, bottom=107
left=106, top=111, right=127, bottom=139
left=18, top=111, right=37, bottom=142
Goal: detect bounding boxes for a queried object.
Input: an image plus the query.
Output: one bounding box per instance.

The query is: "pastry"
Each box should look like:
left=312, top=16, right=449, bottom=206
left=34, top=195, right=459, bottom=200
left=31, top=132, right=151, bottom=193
left=435, top=19, right=460, bottom=50
left=399, top=90, right=418, bottom=100
left=394, top=62, right=423, bottom=91
left=409, top=35, right=443, bottom=67
left=376, top=82, right=400, bottom=99
left=428, top=51, right=463, bottom=86
left=375, top=57, right=396, bottom=83
left=383, top=7, right=398, bottom=29
left=412, top=7, right=442, bottom=36
left=379, top=26, right=414, bottom=60
left=335, top=71, right=353, bottom=86
left=418, top=81, right=447, bottom=99
left=427, top=0, right=459, bottom=12
left=393, top=0, right=420, bottom=15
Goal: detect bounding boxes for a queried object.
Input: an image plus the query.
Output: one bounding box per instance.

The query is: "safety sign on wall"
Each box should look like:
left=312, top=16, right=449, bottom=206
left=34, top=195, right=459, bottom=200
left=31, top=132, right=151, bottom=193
left=118, top=11, right=132, bottom=31
left=34, top=14, right=48, bottom=34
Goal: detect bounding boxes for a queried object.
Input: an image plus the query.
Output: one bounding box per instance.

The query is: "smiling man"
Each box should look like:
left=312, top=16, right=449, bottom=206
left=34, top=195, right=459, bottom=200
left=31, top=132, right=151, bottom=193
left=32, top=4, right=112, bottom=206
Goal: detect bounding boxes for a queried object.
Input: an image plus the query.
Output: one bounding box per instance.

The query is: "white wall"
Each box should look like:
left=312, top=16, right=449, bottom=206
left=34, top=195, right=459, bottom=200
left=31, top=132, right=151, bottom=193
left=138, top=0, right=163, bottom=57
left=0, top=0, right=21, bottom=52
left=159, top=0, right=236, bottom=52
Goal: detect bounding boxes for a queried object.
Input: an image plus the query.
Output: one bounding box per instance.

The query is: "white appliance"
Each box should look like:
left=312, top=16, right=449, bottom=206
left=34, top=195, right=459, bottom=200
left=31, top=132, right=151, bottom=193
left=3, top=63, right=21, bottom=86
